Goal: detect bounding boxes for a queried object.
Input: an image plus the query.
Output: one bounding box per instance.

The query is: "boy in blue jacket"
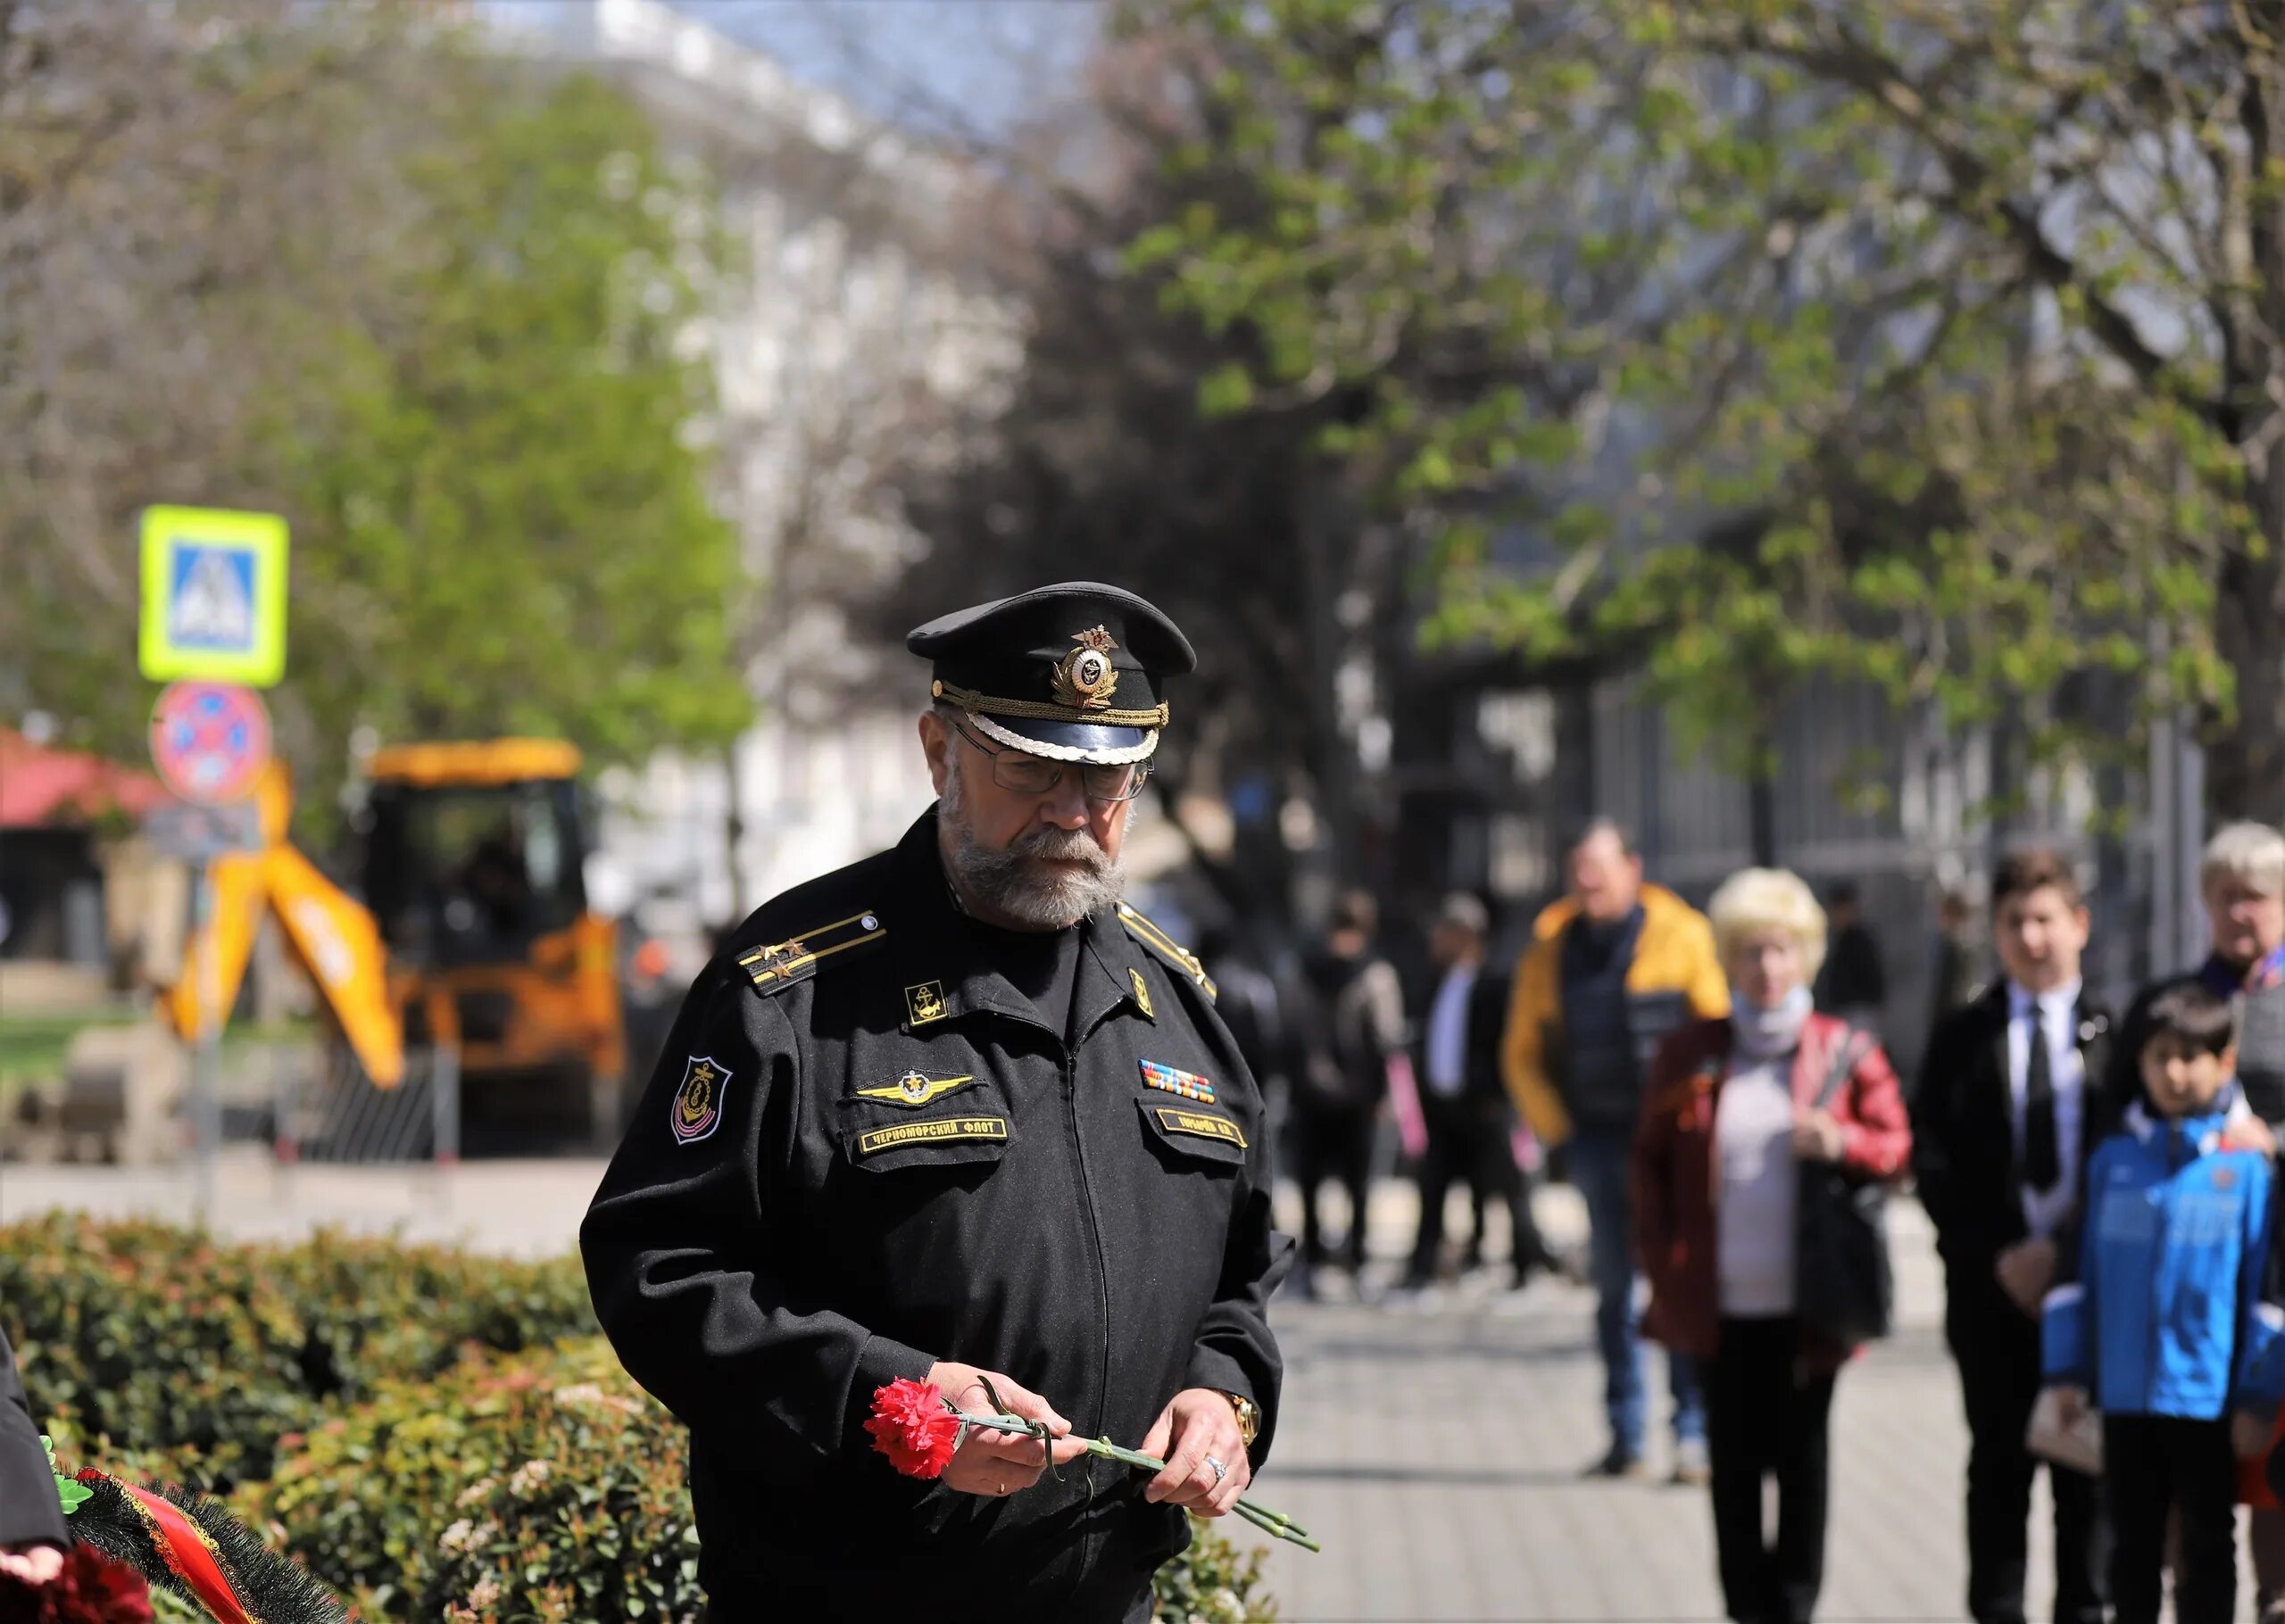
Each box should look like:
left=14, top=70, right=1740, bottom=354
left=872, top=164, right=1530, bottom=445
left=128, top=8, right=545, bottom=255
left=2044, top=979, right=2285, bottom=1624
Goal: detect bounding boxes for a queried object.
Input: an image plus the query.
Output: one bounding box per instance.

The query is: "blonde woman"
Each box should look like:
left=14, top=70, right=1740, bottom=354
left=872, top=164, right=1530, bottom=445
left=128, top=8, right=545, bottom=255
left=1634, top=868, right=1912, bottom=1624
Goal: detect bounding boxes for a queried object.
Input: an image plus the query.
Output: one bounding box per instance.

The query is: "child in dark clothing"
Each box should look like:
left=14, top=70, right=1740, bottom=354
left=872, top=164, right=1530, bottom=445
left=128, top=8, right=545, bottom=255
left=2044, top=980, right=2285, bottom=1624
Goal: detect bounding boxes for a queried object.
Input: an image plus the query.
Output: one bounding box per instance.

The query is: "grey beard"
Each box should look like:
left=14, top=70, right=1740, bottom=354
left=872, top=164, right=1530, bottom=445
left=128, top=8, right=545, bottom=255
left=941, top=764, right=1127, bottom=929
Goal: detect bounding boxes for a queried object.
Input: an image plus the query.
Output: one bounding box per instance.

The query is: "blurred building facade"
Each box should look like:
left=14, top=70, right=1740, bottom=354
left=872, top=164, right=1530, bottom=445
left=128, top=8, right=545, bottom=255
left=494, top=0, right=1022, bottom=933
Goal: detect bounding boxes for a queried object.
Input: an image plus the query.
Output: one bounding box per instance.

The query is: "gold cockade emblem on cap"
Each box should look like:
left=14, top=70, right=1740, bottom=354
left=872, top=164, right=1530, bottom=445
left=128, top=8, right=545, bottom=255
left=1051, top=626, right=1120, bottom=712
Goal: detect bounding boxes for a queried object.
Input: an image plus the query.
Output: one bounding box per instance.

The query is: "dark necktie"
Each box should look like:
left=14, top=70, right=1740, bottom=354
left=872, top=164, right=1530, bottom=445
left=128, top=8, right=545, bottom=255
left=2023, top=1007, right=2061, bottom=1194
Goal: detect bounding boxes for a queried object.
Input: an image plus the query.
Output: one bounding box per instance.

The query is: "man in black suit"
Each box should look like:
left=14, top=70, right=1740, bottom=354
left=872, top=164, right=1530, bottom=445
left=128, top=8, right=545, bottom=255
left=1, top=1327, right=68, bottom=1584
left=1913, top=849, right=2109, bottom=1624
left=1402, top=893, right=1555, bottom=1291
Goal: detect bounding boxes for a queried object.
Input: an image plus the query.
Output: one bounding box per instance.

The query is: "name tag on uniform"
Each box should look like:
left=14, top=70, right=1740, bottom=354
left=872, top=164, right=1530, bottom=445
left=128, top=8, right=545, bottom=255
left=1140, top=1058, right=1216, bottom=1104
left=1154, top=1107, right=1245, bottom=1148
left=855, top=1115, right=1009, bottom=1156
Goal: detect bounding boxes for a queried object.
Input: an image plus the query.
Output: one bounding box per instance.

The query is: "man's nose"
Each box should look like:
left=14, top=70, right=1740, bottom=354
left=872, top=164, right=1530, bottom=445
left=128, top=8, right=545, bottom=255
left=1040, top=777, right=1090, bottom=828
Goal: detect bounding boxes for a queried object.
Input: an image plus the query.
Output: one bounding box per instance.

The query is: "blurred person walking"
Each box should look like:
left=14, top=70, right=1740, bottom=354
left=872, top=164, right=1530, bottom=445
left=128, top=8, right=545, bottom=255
left=1291, top=889, right=1405, bottom=1294
left=1812, top=882, right=1887, bottom=1034
left=1634, top=867, right=1912, bottom=1624
left=1196, top=924, right=1289, bottom=1109
left=2107, top=822, right=2285, bottom=1616
left=1931, top=889, right=1983, bottom=1029
left=1400, top=892, right=1557, bottom=1293
left=1505, top=819, right=1731, bottom=1480
left=2048, top=979, right=2284, bottom=1624
left=1913, top=849, right=2110, bottom=1624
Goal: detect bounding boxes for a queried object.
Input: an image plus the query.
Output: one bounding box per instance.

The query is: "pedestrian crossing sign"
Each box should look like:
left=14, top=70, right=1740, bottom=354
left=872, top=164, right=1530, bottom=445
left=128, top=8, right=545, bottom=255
left=138, top=505, right=289, bottom=685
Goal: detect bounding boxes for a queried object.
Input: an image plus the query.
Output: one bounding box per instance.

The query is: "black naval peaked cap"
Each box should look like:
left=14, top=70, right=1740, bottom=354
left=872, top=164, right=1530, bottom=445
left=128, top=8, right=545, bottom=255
left=908, top=582, right=1198, bottom=765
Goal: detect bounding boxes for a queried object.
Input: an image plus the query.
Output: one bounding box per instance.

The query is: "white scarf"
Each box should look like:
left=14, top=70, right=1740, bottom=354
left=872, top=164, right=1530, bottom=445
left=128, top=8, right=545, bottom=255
left=1733, top=984, right=1813, bottom=1062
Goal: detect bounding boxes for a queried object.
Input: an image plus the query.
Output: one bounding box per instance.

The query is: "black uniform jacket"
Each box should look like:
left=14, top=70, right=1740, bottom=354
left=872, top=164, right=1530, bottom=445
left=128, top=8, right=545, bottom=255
left=1, top=1328, right=67, bottom=1550
left=1911, top=981, right=2115, bottom=1313
left=582, top=809, right=1292, bottom=1620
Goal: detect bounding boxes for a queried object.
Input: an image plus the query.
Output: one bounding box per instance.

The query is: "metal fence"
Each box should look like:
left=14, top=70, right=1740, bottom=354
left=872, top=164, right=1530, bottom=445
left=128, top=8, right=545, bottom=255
left=270, top=1043, right=461, bottom=1167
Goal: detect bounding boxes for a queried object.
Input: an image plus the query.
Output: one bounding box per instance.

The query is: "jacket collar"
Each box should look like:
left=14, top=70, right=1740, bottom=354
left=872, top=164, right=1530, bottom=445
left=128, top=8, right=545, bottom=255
left=2123, top=1090, right=2239, bottom=1148
left=1531, top=882, right=1695, bottom=944
left=1978, top=977, right=2109, bottom=1033
left=886, top=807, right=1147, bottom=1039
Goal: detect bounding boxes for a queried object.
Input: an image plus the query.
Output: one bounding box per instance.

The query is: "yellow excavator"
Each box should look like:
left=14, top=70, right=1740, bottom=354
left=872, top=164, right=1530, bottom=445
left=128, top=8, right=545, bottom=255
left=163, top=739, right=625, bottom=1140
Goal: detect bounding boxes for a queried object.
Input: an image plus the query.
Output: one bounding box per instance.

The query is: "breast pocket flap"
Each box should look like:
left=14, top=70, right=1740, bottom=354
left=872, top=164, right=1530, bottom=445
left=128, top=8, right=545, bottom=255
left=1136, top=1097, right=1249, bottom=1167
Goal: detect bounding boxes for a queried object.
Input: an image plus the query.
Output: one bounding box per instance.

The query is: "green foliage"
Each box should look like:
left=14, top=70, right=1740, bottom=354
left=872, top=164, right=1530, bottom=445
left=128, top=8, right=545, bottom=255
left=1151, top=1520, right=1280, bottom=1623
left=4, top=6, right=750, bottom=826
left=266, top=65, right=752, bottom=785
left=1128, top=0, right=2276, bottom=811
left=243, top=1338, right=696, bottom=1622
left=1, top=1215, right=594, bottom=1489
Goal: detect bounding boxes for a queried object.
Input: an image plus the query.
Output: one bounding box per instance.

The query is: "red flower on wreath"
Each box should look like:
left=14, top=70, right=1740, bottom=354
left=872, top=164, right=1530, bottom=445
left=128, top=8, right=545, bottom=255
left=0, top=1545, right=154, bottom=1624
left=865, top=1379, right=962, bottom=1479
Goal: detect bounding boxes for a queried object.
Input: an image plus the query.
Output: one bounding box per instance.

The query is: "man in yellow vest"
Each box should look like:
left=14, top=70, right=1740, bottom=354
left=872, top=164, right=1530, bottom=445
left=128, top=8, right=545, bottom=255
left=1504, top=819, right=1730, bottom=1482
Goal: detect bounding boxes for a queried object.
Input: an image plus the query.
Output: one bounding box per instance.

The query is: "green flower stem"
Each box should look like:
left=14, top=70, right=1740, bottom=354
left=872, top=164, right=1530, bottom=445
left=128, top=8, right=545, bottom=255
left=959, top=1410, right=1319, bottom=1553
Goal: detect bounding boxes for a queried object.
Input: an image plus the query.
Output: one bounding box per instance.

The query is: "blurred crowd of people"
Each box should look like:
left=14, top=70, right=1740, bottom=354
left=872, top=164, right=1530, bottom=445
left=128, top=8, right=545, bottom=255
left=1217, top=816, right=2285, bottom=1624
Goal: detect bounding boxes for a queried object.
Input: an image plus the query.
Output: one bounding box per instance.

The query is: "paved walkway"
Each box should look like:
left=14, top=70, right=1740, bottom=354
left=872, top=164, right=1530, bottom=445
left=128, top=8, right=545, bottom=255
left=0, top=1158, right=2261, bottom=1619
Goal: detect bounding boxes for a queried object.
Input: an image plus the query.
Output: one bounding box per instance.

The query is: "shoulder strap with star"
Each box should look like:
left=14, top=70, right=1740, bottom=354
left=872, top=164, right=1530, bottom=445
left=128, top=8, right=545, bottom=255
left=738, top=907, right=889, bottom=998
left=1118, top=901, right=1217, bottom=1000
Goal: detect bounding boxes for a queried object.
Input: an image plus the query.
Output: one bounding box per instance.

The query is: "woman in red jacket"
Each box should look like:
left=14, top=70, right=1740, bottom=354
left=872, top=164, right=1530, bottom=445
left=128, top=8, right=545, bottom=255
left=1633, top=867, right=1911, bottom=1624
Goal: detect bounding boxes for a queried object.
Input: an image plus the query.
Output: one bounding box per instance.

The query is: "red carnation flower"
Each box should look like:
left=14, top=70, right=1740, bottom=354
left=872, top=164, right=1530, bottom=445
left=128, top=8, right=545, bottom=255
left=864, top=1379, right=961, bottom=1479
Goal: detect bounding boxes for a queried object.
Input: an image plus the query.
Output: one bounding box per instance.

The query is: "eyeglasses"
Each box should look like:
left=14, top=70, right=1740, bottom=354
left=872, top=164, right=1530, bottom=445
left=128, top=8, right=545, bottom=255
left=951, top=714, right=1153, bottom=804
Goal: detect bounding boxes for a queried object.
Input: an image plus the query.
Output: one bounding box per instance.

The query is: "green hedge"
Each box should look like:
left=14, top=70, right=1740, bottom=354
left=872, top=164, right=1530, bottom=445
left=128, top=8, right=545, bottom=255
left=241, top=1338, right=694, bottom=1620
left=245, top=1337, right=1275, bottom=1624
left=0, top=1214, right=594, bottom=1487
left=6, top=1219, right=1278, bottom=1622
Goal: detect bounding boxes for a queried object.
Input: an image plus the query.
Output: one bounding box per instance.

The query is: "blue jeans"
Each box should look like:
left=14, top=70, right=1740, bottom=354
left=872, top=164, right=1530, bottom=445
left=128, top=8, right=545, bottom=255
left=1569, top=1123, right=1705, bottom=1456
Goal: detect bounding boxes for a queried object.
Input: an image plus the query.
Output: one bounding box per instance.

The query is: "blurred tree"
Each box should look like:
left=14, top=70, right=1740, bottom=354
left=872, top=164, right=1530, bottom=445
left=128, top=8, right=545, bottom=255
left=1126, top=0, right=2284, bottom=825
left=876, top=25, right=1409, bottom=908
left=0, top=0, right=749, bottom=821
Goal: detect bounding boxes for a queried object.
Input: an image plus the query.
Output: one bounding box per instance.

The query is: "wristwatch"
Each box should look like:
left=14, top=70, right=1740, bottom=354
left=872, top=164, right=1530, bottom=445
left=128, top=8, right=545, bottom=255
left=1218, top=1390, right=1260, bottom=1446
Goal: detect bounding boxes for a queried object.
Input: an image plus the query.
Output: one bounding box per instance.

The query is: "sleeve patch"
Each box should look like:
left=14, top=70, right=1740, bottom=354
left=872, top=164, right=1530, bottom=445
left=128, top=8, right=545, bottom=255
left=672, top=1055, right=730, bottom=1145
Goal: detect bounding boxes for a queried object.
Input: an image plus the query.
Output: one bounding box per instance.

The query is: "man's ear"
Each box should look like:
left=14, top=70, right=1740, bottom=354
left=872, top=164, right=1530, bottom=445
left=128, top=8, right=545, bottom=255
left=919, top=710, right=952, bottom=796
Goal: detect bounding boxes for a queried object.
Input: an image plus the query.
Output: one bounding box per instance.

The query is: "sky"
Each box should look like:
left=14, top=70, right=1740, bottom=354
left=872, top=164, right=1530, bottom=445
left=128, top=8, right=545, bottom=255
left=680, top=2, right=1099, bottom=138
left=477, top=1, right=1101, bottom=140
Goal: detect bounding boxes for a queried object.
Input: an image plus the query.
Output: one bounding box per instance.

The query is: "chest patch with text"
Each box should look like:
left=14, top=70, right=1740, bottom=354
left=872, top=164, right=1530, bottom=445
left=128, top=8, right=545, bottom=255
left=855, top=1115, right=1009, bottom=1156
left=1154, top=1107, right=1245, bottom=1148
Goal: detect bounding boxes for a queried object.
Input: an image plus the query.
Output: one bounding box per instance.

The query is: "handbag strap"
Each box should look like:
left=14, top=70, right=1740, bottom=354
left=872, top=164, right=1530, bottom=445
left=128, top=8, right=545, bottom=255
left=1813, top=1025, right=1867, bottom=1112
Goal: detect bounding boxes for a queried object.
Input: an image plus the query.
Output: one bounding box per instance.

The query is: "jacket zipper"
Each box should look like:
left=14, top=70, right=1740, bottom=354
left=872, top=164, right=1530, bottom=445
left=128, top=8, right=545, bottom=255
left=1062, top=1038, right=1113, bottom=1609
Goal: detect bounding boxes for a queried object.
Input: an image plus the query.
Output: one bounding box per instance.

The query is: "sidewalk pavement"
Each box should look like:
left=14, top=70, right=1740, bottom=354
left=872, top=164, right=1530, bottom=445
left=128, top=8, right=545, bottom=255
left=0, top=1148, right=603, bottom=1256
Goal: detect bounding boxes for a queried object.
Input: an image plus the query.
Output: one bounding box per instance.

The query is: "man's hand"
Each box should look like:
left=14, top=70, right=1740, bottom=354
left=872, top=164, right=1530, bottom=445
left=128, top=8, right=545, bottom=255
left=2237, top=1408, right=2278, bottom=1462
left=1139, top=1388, right=1251, bottom=1519
left=2225, top=1115, right=2280, bottom=1156
left=0, top=1546, right=63, bottom=1586
left=1791, top=1108, right=1845, bottom=1164
left=1995, top=1239, right=2057, bottom=1319
left=926, top=1362, right=1088, bottom=1499
left=2050, top=1386, right=2090, bottom=1432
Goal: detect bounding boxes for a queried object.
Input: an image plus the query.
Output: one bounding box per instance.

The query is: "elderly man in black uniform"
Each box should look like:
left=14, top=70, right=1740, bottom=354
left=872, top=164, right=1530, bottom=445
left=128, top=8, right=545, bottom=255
left=583, top=583, right=1292, bottom=1622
